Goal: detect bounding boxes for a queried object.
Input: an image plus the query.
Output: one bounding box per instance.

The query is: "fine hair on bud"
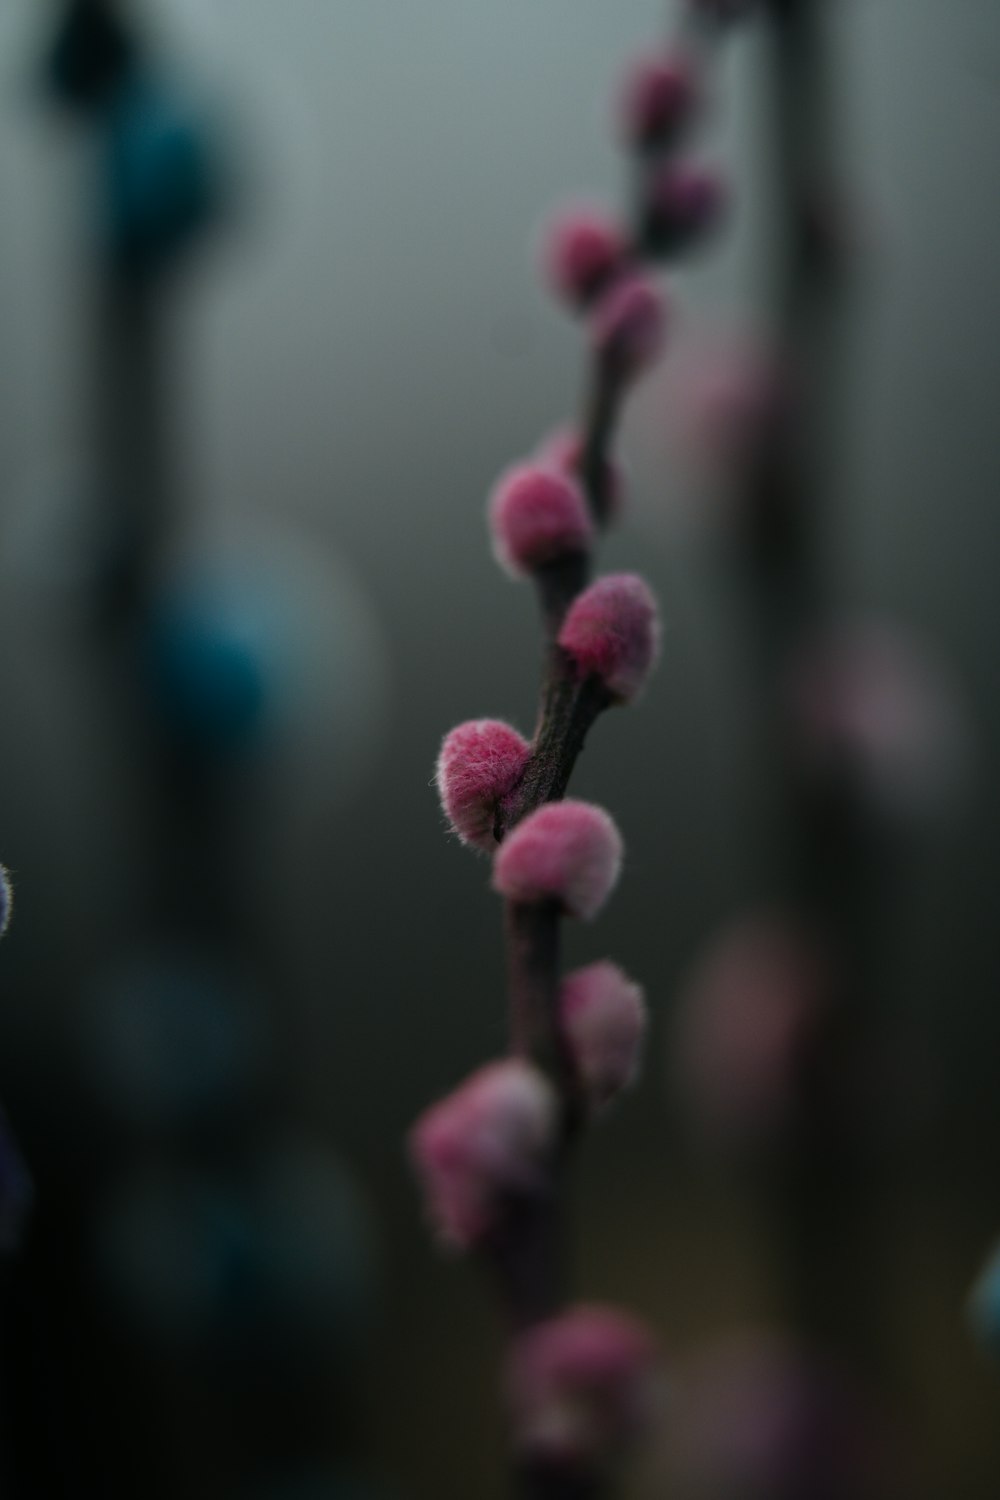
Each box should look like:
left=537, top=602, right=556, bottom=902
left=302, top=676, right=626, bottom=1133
left=540, top=205, right=630, bottom=310
left=560, top=961, right=647, bottom=1110
left=0, top=866, right=11, bottom=940
left=408, top=1059, right=558, bottom=1252
left=506, top=1304, right=660, bottom=1470
left=437, top=720, right=531, bottom=851
left=590, top=272, right=667, bottom=380
left=488, top=464, right=594, bottom=579
left=493, top=801, right=623, bottom=922
left=558, top=573, right=660, bottom=703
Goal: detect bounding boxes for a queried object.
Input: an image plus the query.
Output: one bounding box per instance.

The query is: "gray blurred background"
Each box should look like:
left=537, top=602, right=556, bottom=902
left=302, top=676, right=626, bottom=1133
left=0, top=1, right=999, bottom=1497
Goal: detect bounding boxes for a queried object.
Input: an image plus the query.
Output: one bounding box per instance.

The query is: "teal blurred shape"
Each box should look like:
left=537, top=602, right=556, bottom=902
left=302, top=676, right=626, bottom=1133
left=969, top=1241, right=1000, bottom=1361
left=95, top=1136, right=377, bottom=1369
left=144, top=575, right=271, bottom=753
left=103, top=71, right=223, bottom=273
left=84, top=945, right=267, bottom=1130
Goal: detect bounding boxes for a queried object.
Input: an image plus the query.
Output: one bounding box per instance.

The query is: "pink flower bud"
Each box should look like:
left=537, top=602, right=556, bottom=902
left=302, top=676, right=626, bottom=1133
left=557, top=573, right=660, bottom=703
left=493, top=801, right=623, bottom=921
left=540, top=206, right=630, bottom=309
left=436, top=719, right=531, bottom=852
left=488, top=464, right=594, bottom=579
left=619, top=51, right=698, bottom=150
left=560, top=961, right=646, bottom=1110
left=409, top=1059, right=557, bottom=1251
left=507, top=1304, right=660, bottom=1468
left=0, top=865, right=11, bottom=939
left=643, top=163, right=726, bottom=256
left=590, top=272, right=667, bottom=380
left=538, top=427, right=626, bottom=522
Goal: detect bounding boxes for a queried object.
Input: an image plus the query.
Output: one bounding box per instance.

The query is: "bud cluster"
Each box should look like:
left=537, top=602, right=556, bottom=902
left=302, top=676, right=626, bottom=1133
left=410, top=0, right=758, bottom=1486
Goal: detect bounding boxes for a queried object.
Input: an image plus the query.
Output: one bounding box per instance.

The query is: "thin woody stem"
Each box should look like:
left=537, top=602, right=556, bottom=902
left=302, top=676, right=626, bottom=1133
left=478, top=10, right=755, bottom=1494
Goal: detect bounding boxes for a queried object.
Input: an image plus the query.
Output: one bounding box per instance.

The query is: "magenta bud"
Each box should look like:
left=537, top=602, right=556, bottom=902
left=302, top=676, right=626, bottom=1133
left=538, top=427, right=626, bottom=522
left=643, top=162, right=726, bottom=257
left=436, top=719, right=531, bottom=852
left=0, top=866, right=10, bottom=940
left=560, top=961, right=646, bottom=1110
left=558, top=573, right=660, bottom=703
left=590, top=272, right=667, bottom=380
left=507, top=1304, right=660, bottom=1469
left=488, top=464, right=594, bottom=578
left=493, top=801, right=623, bottom=921
left=540, top=206, right=630, bottom=309
left=408, top=1059, right=558, bottom=1251
left=619, top=51, right=698, bottom=150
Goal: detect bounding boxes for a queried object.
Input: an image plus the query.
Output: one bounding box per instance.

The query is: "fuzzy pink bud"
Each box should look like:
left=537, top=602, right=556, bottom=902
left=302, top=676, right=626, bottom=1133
left=538, top=427, right=626, bottom=522
left=558, top=573, right=660, bottom=703
left=560, top=961, right=646, bottom=1110
left=488, top=464, right=594, bottom=578
left=507, top=1304, right=660, bottom=1468
left=436, top=719, right=531, bottom=852
left=590, top=273, right=667, bottom=379
left=0, top=865, right=11, bottom=940
left=643, top=163, right=726, bottom=256
left=493, top=801, right=623, bottom=921
left=619, top=52, right=698, bottom=150
left=540, top=206, right=630, bottom=309
left=409, top=1059, right=557, bottom=1251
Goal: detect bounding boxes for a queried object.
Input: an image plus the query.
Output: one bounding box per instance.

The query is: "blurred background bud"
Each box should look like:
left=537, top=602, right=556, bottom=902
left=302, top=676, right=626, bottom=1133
left=668, top=1328, right=893, bottom=1500
left=672, top=913, right=830, bottom=1151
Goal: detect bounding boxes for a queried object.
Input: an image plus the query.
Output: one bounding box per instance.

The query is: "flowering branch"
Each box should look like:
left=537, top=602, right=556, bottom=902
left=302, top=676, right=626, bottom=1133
left=411, top=4, right=758, bottom=1495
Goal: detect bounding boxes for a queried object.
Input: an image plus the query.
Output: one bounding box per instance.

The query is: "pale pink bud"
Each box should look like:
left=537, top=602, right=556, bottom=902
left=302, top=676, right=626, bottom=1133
left=538, top=427, right=626, bottom=521
left=590, top=272, right=667, bottom=379
left=557, top=573, right=660, bottom=703
left=560, top=961, right=646, bottom=1110
left=409, top=1059, right=557, bottom=1251
left=507, top=1304, right=660, bottom=1468
left=488, top=464, right=594, bottom=578
left=493, top=801, right=623, bottom=921
left=0, top=865, right=11, bottom=939
left=436, top=719, right=531, bottom=852
left=643, top=162, right=726, bottom=256
left=540, top=206, right=630, bottom=309
left=619, top=51, right=698, bottom=151
left=672, top=915, right=828, bottom=1147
